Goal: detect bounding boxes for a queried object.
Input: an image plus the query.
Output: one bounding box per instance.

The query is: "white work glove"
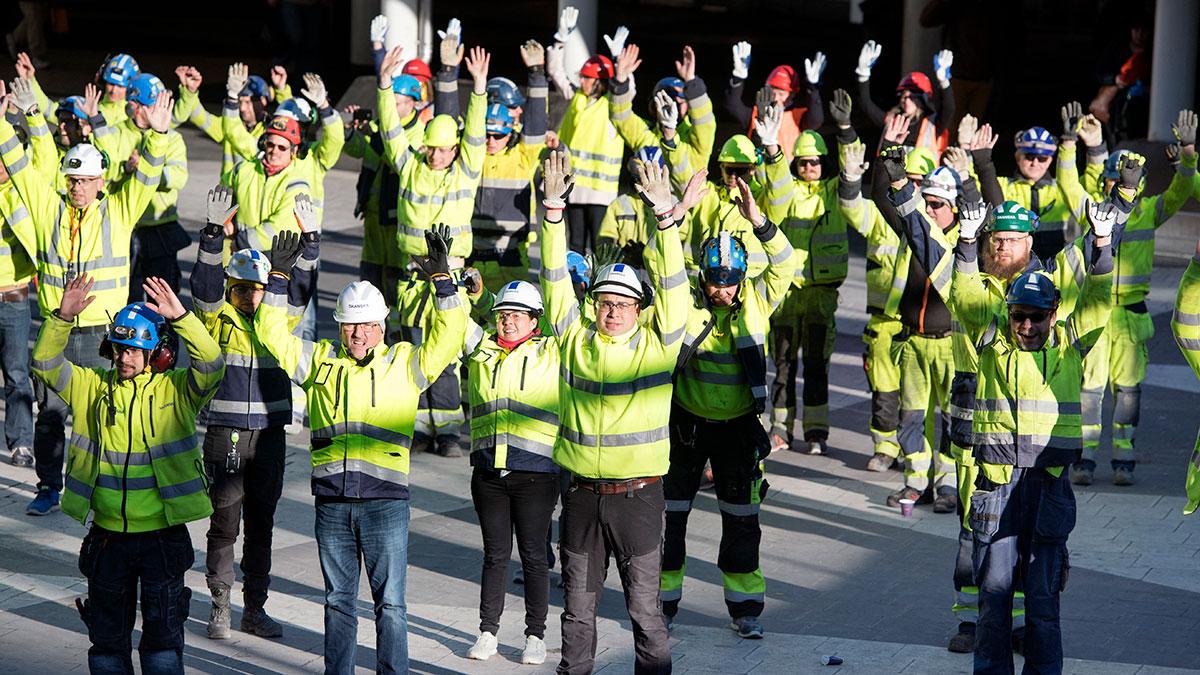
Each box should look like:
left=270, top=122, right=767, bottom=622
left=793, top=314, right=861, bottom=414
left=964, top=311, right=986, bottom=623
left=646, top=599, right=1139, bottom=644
left=370, top=15, right=388, bottom=44
left=437, top=17, right=462, bottom=42
left=934, top=49, right=954, bottom=88
left=804, top=51, right=826, bottom=86
left=301, top=73, right=327, bottom=106
left=10, top=77, right=38, bottom=114
left=206, top=184, right=238, bottom=228
left=294, top=193, right=321, bottom=234
left=654, top=90, right=678, bottom=130
left=732, top=41, right=752, bottom=80
left=554, top=6, right=578, bottom=44
left=1086, top=199, right=1117, bottom=238
left=958, top=200, right=988, bottom=240
left=603, top=26, right=629, bottom=58
left=226, top=62, right=249, bottom=101
left=842, top=142, right=869, bottom=183
left=856, top=40, right=881, bottom=83
left=756, top=103, right=782, bottom=148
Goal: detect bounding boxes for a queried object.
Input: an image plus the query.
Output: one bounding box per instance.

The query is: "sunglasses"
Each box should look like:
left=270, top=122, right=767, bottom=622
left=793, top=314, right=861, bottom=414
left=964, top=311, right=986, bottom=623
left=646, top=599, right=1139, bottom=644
left=925, top=199, right=950, bottom=210
left=1022, top=154, right=1052, bottom=164
left=486, top=132, right=509, bottom=140
left=721, top=165, right=754, bottom=177
left=795, top=158, right=821, bottom=167
left=1009, top=309, right=1050, bottom=323
left=262, top=141, right=291, bottom=152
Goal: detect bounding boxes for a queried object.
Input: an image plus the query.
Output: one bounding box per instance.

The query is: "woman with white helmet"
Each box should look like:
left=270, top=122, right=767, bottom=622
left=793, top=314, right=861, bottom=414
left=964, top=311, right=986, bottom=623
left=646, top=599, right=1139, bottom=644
left=460, top=278, right=560, bottom=666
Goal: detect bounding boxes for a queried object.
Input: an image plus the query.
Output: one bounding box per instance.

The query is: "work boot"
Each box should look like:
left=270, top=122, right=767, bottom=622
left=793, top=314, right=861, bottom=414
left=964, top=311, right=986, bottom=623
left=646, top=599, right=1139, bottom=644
left=1112, top=466, right=1135, bottom=486
left=932, top=486, right=958, bottom=514
left=240, top=605, right=284, bottom=638
left=947, top=622, right=976, bottom=653
left=886, top=486, right=924, bottom=508
left=207, top=585, right=231, bottom=640
left=730, top=616, right=764, bottom=639
left=1070, top=461, right=1095, bottom=486
left=865, top=453, right=894, bottom=472
left=10, top=446, right=33, bottom=467
left=435, top=436, right=463, bottom=458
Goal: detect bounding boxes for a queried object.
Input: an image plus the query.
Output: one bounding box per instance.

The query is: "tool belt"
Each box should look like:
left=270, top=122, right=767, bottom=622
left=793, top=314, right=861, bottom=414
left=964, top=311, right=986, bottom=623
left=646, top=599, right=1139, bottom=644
left=573, top=475, right=660, bottom=495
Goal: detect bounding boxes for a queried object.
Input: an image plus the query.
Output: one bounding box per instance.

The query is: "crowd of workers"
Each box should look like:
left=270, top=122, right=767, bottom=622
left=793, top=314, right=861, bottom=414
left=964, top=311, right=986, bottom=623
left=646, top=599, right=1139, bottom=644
left=0, top=5, right=1199, bottom=675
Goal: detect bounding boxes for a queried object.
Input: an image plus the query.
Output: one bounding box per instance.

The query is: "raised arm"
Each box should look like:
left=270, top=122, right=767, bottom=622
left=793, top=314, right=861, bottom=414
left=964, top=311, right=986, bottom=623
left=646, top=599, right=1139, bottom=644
left=520, top=40, right=549, bottom=147
left=539, top=151, right=583, bottom=337
left=456, top=47, right=489, bottom=178
left=190, top=187, right=238, bottom=322
left=434, top=20, right=464, bottom=117
left=855, top=41, right=887, bottom=128
left=723, top=41, right=753, bottom=129
left=406, top=225, right=469, bottom=388
left=222, top=63, right=260, bottom=160
left=376, top=46, right=414, bottom=173
left=253, top=237, right=322, bottom=388
left=737, top=175, right=796, bottom=311
left=632, top=160, right=687, bottom=347
left=608, top=44, right=657, bottom=151
left=31, top=275, right=102, bottom=402
left=108, top=93, right=171, bottom=228
left=143, top=277, right=226, bottom=412
left=301, top=73, right=346, bottom=171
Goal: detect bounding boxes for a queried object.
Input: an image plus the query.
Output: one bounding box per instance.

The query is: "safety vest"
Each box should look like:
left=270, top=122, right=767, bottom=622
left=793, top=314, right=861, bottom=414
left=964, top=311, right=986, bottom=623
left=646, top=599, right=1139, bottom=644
left=0, top=182, right=35, bottom=288
left=1111, top=154, right=1197, bottom=305
left=558, top=91, right=623, bottom=206
left=175, top=88, right=262, bottom=183
left=31, top=312, right=223, bottom=532
left=762, top=152, right=849, bottom=287
left=0, top=116, right=167, bottom=325
left=374, top=88, right=486, bottom=259
left=1170, top=258, right=1200, bottom=515
left=674, top=224, right=796, bottom=419
left=609, top=77, right=717, bottom=194
left=227, top=158, right=310, bottom=254
left=346, top=116, right=427, bottom=268
left=997, top=144, right=1086, bottom=236
left=540, top=210, right=688, bottom=479
left=255, top=274, right=467, bottom=499
left=687, top=183, right=769, bottom=278
left=92, top=118, right=189, bottom=226
left=466, top=332, right=561, bottom=473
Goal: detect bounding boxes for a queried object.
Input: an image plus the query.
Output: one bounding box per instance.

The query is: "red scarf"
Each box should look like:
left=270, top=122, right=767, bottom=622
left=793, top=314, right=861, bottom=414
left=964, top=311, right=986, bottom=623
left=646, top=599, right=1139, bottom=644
left=496, top=329, right=540, bottom=351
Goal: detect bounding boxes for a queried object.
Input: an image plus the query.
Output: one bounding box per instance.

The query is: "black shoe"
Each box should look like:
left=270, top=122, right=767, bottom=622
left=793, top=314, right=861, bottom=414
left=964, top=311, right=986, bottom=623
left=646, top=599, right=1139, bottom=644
left=435, top=437, right=463, bottom=458
left=947, top=622, right=975, bottom=653
left=411, top=433, right=433, bottom=454
left=933, top=486, right=959, bottom=514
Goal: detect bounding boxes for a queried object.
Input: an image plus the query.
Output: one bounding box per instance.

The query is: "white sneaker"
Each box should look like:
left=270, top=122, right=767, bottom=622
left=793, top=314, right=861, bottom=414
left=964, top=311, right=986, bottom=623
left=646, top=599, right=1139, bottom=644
left=521, top=635, right=546, bottom=665
left=467, top=631, right=498, bottom=660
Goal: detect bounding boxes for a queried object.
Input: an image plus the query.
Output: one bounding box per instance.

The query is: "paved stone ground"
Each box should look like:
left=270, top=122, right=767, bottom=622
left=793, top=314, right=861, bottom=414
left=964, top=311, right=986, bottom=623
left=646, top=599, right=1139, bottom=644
left=1, top=130, right=1199, bottom=673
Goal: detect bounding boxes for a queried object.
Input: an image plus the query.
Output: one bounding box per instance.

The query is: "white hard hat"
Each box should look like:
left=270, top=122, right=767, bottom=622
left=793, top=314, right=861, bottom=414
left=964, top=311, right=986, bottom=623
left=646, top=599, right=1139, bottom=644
left=590, top=263, right=644, bottom=301
left=491, top=280, right=543, bottom=315
left=921, top=166, right=959, bottom=202
left=333, top=280, right=388, bottom=324
left=61, top=143, right=107, bottom=177
left=226, top=249, right=271, bottom=285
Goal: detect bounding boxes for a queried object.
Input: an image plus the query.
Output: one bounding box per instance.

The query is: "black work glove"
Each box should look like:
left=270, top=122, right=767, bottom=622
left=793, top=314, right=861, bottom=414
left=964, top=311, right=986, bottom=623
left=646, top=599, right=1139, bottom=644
left=1060, top=101, right=1082, bottom=142
left=412, top=224, right=453, bottom=277
left=879, top=144, right=907, bottom=184
left=1118, top=154, right=1144, bottom=191
left=268, top=231, right=304, bottom=277
left=829, top=88, right=852, bottom=128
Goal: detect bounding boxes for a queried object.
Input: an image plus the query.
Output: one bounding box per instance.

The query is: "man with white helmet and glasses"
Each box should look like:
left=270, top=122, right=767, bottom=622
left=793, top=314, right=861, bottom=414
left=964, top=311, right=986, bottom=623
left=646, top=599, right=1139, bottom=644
left=254, top=226, right=466, bottom=674
left=191, top=186, right=320, bottom=640
left=0, top=80, right=173, bottom=516
left=540, top=150, right=687, bottom=674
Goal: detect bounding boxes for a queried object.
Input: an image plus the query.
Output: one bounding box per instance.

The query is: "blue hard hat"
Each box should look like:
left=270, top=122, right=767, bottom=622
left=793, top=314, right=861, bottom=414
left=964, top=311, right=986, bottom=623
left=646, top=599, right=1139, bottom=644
left=242, top=75, right=270, bottom=99
left=566, top=250, right=590, bottom=287
left=1005, top=272, right=1059, bottom=310
left=486, top=77, right=525, bottom=109
left=392, top=74, right=423, bottom=99
left=107, top=302, right=164, bottom=351
left=127, top=73, right=165, bottom=106
left=652, top=76, right=686, bottom=100
left=699, top=232, right=748, bottom=287
left=57, top=96, right=88, bottom=121
left=1015, top=127, right=1056, bottom=156
left=627, top=145, right=666, bottom=176
left=486, top=103, right=515, bottom=135
left=101, top=54, right=140, bottom=88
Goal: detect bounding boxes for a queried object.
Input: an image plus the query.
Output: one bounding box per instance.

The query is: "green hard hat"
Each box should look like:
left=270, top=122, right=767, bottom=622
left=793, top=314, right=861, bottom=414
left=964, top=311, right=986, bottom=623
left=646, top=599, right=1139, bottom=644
left=792, top=130, right=828, bottom=157
left=904, top=147, right=936, bottom=176
left=985, top=200, right=1039, bottom=233
left=718, top=134, right=758, bottom=165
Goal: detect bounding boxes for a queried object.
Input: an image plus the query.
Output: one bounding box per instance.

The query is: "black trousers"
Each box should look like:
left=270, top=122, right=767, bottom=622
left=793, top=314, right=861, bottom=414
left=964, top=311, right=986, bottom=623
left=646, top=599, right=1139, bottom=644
left=566, top=204, right=606, bottom=254
left=471, top=467, right=559, bottom=638
left=202, top=425, right=286, bottom=607
left=128, top=221, right=190, bottom=302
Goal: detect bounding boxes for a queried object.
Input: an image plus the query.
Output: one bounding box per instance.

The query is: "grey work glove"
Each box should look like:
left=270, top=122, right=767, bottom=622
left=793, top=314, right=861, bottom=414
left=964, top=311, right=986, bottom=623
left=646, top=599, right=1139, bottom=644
left=829, top=88, right=852, bottom=129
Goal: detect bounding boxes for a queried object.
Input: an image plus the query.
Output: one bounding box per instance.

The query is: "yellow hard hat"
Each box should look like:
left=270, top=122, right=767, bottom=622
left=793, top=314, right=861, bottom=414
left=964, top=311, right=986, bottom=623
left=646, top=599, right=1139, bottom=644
left=792, top=130, right=828, bottom=158
left=718, top=134, right=758, bottom=165
left=905, top=147, right=936, bottom=176
left=423, top=114, right=459, bottom=148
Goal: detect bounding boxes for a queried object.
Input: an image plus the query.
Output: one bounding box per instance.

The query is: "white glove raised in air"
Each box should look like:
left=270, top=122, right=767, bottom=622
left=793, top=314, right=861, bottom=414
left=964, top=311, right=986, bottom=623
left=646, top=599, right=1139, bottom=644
left=732, top=41, right=752, bottom=80
left=554, top=6, right=578, bottom=44
left=856, top=40, right=882, bottom=83
left=654, top=90, right=678, bottom=131
left=958, top=200, right=988, bottom=241
left=804, top=51, right=826, bottom=86
left=370, top=15, right=388, bottom=44
left=301, top=73, right=327, bottom=107
left=1086, top=199, right=1118, bottom=238
left=756, top=104, right=782, bottom=148
left=226, top=62, right=249, bottom=101
left=603, top=26, right=629, bottom=58
left=934, top=49, right=954, bottom=87
left=437, top=18, right=462, bottom=42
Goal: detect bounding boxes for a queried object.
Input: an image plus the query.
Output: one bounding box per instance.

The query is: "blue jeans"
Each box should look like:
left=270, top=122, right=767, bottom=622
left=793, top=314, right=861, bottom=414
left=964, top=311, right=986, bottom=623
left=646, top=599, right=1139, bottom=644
left=315, top=498, right=410, bottom=675
left=34, top=325, right=107, bottom=491
left=0, top=296, right=33, bottom=450
left=970, top=467, right=1075, bottom=674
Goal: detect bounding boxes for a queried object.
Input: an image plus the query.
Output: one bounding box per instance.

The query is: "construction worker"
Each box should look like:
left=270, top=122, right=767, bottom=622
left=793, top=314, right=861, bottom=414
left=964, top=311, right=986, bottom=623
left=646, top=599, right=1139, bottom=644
left=461, top=280, right=559, bottom=666
left=172, top=65, right=274, bottom=181
left=661, top=174, right=796, bottom=639
left=965, top=221, right=1114, bottom=673
left=541, top=151, right=685, bottom=674
left=726, top=42, right=825, bottom=161
left=377, top=44, right=489, bottom=457
left=610, top=43, right=717, bottom=193
left=1076, top=111, right=1197, bottom=487
left=757, top=104, right=849, bottom=454
left=1170, top=237, right=1200, bottom=517
left=191, top=187, right=320, bottom=640
left=0, top=82, right=172, bottom=516
left=855, top=40, right=955, bottom=159
left=89, top=72, right=191, bottom=299
left=685, top=135, right=769, bottom=278
left=0, top=136, right=35, bottom=469
left=254, top=226, right=466, bottom=674
left=597, top=147, right=672, bottom=259
left=32, top=274, right=223, bottom=673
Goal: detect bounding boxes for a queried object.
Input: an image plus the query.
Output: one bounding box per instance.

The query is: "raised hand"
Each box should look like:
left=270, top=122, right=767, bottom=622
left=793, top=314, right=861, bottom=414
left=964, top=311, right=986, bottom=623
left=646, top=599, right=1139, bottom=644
left=58, top=274, right=96, bottom=323
left=379, top=46, right=405, bottom=88
left=520, top=39, right=545, bottom=68
left=301, top=73, right=328, bottom=106
left=1118, top=153, right=1145, bottom=190
left=413, top=224, right=453, bottom=277
left=82, top=83, right=101, bottom=118
left=654, top=90, right=679, bottom=131
left=856, top=40, right=882, bottom=83
left=731, top=41, right=752, bottom=80
left=293, top=193, right=319, bottom=233
left=10, top=78, right=37, bottom=114
left=1061, top=101, right=1083, bottom=142
left=542, top=150, right=574, bottom=209
left=270, top=65, right=288, bottom=94
left=615, top=44, right=641, bottom=83
left=942, top=146, right=970, bottom=180
left=957, top=114, right=978, bottom=149
left=439, top=19, right=465, bottom=68
left=957, top=200, right=988, bottom=240
left=1077, top=114, right=1103, bottom=147
left=804, top=51, right=827, bottom=85
left=554, top=6, right=578, bottom=44
left=205, top=184, right=238, bottom=237
left=933, top=49, right=953, bottom=85
left=675, top=45, right=696, bottom=82
left=879, top=145, right=907, bottom=184
left=972, top=123, right=999, bottom=151
left=829, top=88, right=852, bottom=129
left=842, top=142, right=869, bottom=182
left=437, top=17, right=462, bottom=42
left=1173, top=109, right=1198, bottom=147
left=370, top=14, right=389, bottom=45
left=755, top=102, right=782, bottom=148
left=673, top=168, right=710, bottom=221
left=464, top=46, right=490, bottom=94
left=634, top=160, right=675, bottom=217
left=143, top=277, right=186, bottom=321
left=227, top=62, right=249, bottom=100
left=1086, top=199, right=1118, bottom=238
left=882, top=113, right=911, bottom=144
left=734, top=176, right=765, bottom=228
left=147, top=91, right=173, bottom=132
left=603, top=25, right=629, bottom=58
left=14, top=52, right=35, bottom=81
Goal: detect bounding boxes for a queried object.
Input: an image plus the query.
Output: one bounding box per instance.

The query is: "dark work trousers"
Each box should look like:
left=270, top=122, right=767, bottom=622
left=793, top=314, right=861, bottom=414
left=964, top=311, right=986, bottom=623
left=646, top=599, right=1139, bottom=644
left=471, top=467, right=559, bottom=638
left=662, top=406, right=770, bottom=620
left=33, top=326, right=107, bottom=492
left=565, top=203, right=606, bottom=254
left=202, top=425, right=286, bottom=608
left=77, top=524, right=194, bottom=675
left=128, top=222, right=190, bottom=302
left=558, top=480, right=671, bottom=675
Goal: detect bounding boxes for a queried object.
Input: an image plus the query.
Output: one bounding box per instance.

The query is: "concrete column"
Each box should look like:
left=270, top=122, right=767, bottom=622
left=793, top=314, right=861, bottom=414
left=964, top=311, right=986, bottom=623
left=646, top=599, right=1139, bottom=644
left=1148, top=0, right=1199, bottom=141
left=349, top=0, right=377, bottom=66
left=381, top=0, right=432, bottom=63
left=900, top=0, right=939, bottom=77
left=560, top=0, right=598, bottom=87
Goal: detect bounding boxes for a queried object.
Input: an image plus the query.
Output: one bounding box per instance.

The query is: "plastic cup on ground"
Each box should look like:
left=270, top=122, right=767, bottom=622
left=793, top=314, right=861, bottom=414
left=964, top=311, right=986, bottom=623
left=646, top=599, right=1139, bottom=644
left=899, top=498, right=915, bottom=517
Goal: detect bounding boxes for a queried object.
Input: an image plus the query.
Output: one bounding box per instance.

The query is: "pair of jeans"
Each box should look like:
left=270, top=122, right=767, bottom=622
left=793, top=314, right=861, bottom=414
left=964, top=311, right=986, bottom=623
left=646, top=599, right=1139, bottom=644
left=316, top=498, right=410, bottom=675
left=202, top=426, right=286, bottom=607
left=471, top=468, right=559, bottom=638
left=34, top=326, right=107, bottom=491
left=0, top=296, right=33, bottom=451
left=971, top=467, right=1075, bottom=674
left=558, top=480, right=671, bottom=675
left=77, top=524, right=195, bottom=675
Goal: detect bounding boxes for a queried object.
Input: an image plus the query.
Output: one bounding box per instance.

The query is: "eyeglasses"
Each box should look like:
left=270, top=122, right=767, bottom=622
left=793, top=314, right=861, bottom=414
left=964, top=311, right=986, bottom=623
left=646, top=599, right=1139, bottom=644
left=1021, top=154, right=1052, bottom=164
left=924, top=199, right=950, bottom=210
left=990, top=235, right=1029, bottom=249
left=795, top=158, right=821, bottom=167
left=594, top=299, right=639, bottom=312
left=496, top=310, right=532, bottom=323
left=229, top=284, right=264, bottom=296
left=341, top=322, right=380, bottom=335
left=1009, top=309, right=1050, bottom=323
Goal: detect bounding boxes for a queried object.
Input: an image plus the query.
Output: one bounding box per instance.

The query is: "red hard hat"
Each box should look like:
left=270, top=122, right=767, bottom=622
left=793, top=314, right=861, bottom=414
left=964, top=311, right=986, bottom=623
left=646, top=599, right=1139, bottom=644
left=402, top=59, right=433, bottom=82
left=580, top=55, right=614, bottom=80
left=766, top=65, right=800, bottom=93
left=264, top=116, right=302, bottom=147
left=896, top=71, right=933, bottom=96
